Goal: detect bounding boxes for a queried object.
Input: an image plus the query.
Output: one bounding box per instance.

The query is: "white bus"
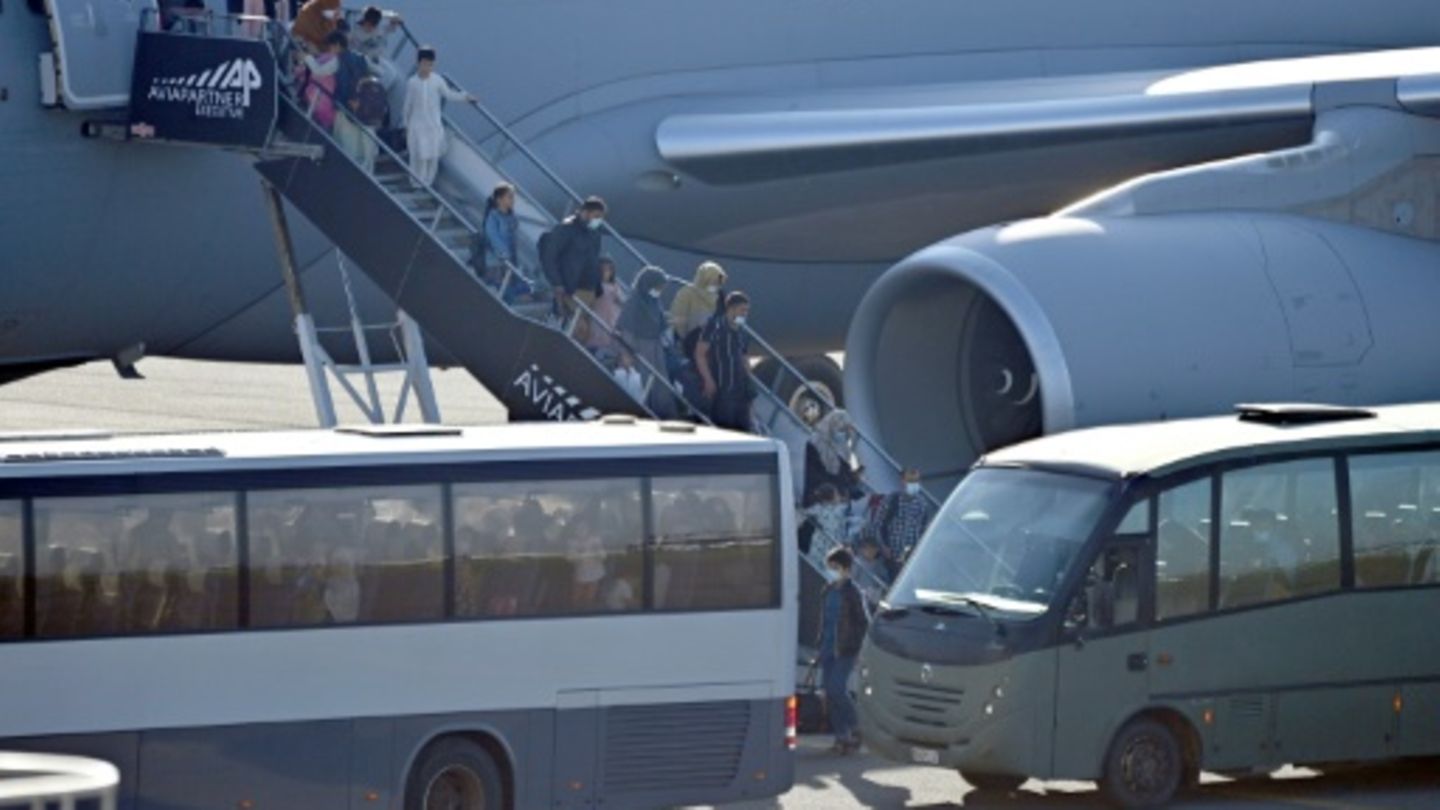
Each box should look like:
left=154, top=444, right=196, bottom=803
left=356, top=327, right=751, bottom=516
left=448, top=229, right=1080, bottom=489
left=0, top=419, right=797, bottom=810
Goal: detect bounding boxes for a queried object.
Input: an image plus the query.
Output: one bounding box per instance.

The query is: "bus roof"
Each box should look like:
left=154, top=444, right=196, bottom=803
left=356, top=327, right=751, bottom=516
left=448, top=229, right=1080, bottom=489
left=0, top=420, right=776, bottom=478
left=981, top=402, right=1440, bottom=480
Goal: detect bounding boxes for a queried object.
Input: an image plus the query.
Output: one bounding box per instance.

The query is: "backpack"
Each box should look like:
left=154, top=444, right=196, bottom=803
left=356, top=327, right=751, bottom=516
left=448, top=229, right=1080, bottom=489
left=353, top=76, right=389, bottom=127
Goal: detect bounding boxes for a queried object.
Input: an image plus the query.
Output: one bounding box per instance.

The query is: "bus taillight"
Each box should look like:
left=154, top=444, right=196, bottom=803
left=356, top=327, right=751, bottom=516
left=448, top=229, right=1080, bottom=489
left=785, top=696, right=798, bottom=750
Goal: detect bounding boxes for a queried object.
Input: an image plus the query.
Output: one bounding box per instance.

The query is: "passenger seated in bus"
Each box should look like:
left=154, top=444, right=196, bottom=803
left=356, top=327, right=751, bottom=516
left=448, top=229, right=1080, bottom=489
left=126, top=543, right=182, bottom=633
left=703, top=496, right=738, bottom=536
left=322, top=548, right=361, bottom=624
left=567, top=519, right=607, bottom=610
left=1156, top=518, right=1209, bottom=616
left=0, top=552, right=20, bottom=638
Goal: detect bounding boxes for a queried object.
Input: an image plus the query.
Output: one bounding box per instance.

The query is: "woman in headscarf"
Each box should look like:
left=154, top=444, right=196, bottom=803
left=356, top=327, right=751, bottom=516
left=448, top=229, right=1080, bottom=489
left=804, top=409, right=862, bottom=506
left=669, top=260, right=727, bottom=346
left=617, top=266, right=677, bottom=419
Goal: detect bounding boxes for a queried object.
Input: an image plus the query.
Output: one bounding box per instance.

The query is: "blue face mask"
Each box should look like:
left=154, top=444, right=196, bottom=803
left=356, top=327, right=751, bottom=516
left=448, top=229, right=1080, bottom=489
left=587, top=218, right=603, bottom=231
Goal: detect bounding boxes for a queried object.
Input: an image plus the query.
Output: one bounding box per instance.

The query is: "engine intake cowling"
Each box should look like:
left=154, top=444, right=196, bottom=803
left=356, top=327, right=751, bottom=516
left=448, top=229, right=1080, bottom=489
left=845, top=212, right=1440, bottom=491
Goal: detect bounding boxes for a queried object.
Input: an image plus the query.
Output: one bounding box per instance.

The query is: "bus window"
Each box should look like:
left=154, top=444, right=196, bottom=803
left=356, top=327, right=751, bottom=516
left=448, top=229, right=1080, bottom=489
left=1349, top=451, right=1440, bottom=587
left=34, top=493, right=238, bottom=637
left=1219, top=458, right=1340, bottom=610
left=0, top=502, right=21, bottom=640
left=453, top=478, right=644, bottom=617
left=651, top=474, right=776, bottom=611
left=1155, top=478, right=1213, bottom=621
left=248, top=486, right=443, bottom=627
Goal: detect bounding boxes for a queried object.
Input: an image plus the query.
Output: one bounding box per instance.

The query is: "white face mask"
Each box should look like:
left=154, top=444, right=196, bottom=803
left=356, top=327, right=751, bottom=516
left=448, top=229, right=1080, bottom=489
left=322, top=9, right=338, bottom=19
left=733, top=315, right=747, bottom=327
left=586, top=218, right=603, bottom=231
left=706, top=284, right=720, bottom=293
left=905, top=482, right=921, bottom=496
left=823, top=567, right=841, bottom=584
left=649, top=288, right=662, bottom=299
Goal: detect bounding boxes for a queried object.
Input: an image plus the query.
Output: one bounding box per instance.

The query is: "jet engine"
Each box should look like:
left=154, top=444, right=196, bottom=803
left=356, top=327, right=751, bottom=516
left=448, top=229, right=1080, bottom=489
left=844, top=212, right=1440, bottom=490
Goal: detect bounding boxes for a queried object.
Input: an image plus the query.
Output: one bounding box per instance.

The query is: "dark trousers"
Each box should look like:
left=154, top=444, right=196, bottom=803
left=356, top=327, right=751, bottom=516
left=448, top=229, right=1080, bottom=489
left=710, top=390, right=753, bottom=432
left=821, top=651, right=858, bottom=743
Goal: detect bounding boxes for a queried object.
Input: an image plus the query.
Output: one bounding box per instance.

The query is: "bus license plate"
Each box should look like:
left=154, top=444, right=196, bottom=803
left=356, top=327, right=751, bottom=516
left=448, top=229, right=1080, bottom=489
left=911, top=746, right=941, bottom=765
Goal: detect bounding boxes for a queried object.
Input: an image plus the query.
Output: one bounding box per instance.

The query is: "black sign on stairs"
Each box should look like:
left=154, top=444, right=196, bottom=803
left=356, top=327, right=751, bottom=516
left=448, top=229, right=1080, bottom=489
left=128, top=32, right=278, bottom=149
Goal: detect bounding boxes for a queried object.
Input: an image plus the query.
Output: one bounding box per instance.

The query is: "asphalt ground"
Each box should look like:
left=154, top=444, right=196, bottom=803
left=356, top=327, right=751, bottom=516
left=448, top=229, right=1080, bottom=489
left=696, top=739, right=1440, bottom=809
left=4, top=360, right=1438, bottom=809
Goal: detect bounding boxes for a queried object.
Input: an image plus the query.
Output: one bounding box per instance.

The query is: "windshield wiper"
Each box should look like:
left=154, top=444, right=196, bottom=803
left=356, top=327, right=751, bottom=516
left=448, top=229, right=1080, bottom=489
left=918, top=594, right=1006, bottom=638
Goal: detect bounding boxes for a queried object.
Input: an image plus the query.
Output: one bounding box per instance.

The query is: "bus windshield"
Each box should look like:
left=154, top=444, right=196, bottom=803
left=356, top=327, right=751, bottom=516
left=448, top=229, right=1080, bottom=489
left=890, top=468, right=1113, bottom=618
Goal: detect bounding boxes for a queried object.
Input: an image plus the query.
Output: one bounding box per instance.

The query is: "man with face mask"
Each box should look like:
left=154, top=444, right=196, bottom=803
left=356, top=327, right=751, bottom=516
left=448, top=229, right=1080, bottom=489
left=870, top=467, right=936, bottom=580
left=815, top=547, right=868, bottom=755
left=540, top=197, right=607, bottom=340
left=696, top=291, right=753, bottom=432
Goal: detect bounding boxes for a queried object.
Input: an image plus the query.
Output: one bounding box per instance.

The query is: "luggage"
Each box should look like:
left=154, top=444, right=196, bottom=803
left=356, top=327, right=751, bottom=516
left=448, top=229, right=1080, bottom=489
left=796, top=661, right=829, bottom=735
left=353, top=76, right=389, bottom=127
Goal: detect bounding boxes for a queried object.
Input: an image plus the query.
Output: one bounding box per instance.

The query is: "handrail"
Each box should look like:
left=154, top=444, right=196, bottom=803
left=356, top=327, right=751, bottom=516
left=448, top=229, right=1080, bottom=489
left=170, top=9, right=919, bottom=512
left=382, top=19, right=928, bottom=507
left=0, top=751, right=119, bottom=810
left=268, top=31, right=485, bottom=242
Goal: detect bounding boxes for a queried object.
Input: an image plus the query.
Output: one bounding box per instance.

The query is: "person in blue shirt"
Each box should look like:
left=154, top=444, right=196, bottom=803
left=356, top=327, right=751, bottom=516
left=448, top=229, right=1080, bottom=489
left=816, top=546, right=868, bottom=754
left=483, top=183, right=519, bottom=276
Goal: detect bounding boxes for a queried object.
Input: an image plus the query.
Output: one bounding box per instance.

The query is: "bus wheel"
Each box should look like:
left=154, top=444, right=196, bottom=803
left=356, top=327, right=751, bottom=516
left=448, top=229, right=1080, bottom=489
left=961, top=771, right=1026, bottom=793
left=1101, top=718, right=1184, bottom=809
left=407, top=738, right=505, bottom=810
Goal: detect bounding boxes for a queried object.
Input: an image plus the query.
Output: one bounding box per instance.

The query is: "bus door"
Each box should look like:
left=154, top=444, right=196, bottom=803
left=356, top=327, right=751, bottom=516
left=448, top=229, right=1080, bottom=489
left=41, top=0, right=155, bottom=109
left=1051, top=500, right=1151, bottom=778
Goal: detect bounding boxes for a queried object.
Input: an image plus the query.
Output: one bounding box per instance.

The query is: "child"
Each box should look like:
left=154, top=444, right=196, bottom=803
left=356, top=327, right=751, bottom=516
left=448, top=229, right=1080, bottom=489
left=401, top=47, right=474, bottom=187
left=587, top=258, right=626, bottom=353
left=801, top=483, right=849, bottom=568
left=300, top=33, right=342, bottom=131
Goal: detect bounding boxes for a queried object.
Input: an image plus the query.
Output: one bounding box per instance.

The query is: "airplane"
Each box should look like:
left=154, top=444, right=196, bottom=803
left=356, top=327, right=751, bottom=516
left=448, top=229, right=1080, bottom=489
left=2, top=0, right=1440, bottom=469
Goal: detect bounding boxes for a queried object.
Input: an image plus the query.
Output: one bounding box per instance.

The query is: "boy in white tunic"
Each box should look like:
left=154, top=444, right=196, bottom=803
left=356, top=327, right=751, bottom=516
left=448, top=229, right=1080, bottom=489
left=401, top=47, right=473, bottom=188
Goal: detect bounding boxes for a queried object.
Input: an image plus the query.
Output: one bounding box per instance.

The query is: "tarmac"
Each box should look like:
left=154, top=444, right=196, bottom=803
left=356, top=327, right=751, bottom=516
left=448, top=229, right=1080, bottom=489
left=693, top=739, right=1440, bottom=809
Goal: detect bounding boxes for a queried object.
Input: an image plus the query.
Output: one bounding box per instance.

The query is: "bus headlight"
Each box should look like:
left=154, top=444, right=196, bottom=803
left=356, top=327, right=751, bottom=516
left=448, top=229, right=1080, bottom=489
left=992, top=685, right=1005, bottom=700
left=984, top=703, right=996, bottom=716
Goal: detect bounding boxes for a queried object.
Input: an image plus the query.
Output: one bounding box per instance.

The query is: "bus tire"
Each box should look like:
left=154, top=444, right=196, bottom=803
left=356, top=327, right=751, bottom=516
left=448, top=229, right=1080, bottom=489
left=1100, top=717, right=1184, bottom=809
left=960, top=771, right=1026, bottom=793
left=406, top=738, right=506, bottom=810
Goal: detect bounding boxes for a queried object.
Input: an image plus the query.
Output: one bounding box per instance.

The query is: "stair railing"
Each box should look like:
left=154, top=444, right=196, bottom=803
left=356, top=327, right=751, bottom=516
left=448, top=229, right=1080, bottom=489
left=382, top=21, right=938, bottom=514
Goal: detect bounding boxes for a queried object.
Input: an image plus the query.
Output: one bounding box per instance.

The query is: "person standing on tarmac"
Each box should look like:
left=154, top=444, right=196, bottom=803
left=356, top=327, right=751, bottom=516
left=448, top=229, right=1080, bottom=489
left=816, top=546, right=868, bottom=755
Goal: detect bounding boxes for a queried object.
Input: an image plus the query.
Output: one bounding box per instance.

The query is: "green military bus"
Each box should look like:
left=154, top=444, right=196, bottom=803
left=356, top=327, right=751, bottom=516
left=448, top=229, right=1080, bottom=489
left=858, top=403, right=1440, bottom=808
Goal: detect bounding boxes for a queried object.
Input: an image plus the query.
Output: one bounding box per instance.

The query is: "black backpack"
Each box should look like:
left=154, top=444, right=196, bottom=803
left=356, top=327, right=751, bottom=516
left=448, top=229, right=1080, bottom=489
left=353, top=76, right=389, bottom=128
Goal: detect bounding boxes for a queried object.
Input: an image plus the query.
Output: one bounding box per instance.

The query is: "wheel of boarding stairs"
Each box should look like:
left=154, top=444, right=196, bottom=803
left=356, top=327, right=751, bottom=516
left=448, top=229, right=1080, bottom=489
left=755, top=355, right=844, bottom=425
left=406, top=738, right=506, bottom=810
left=1100, top=717, right=1185, bottom=809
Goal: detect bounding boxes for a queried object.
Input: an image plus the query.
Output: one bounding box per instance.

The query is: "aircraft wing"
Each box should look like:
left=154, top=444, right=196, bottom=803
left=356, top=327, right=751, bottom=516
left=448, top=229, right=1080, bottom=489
left=657, top=47, right=1440, bottom=183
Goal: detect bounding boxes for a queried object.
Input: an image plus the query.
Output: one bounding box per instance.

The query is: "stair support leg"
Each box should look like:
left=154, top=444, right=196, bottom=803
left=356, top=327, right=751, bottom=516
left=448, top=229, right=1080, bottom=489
left=261, top=179, right=339, bottom=428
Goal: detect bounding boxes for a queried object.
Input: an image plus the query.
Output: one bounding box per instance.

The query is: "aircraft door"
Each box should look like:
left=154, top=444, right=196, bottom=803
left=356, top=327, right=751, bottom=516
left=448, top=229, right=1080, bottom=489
left=42, top=0, right=156, bottom=109
left=1052, top=505, right=1151, bottom=779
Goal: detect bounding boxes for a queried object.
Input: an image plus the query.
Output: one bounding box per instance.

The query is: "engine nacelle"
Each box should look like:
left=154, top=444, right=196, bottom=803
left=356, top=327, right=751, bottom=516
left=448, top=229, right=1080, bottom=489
left=844, top=212, right=1440, bottom=490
